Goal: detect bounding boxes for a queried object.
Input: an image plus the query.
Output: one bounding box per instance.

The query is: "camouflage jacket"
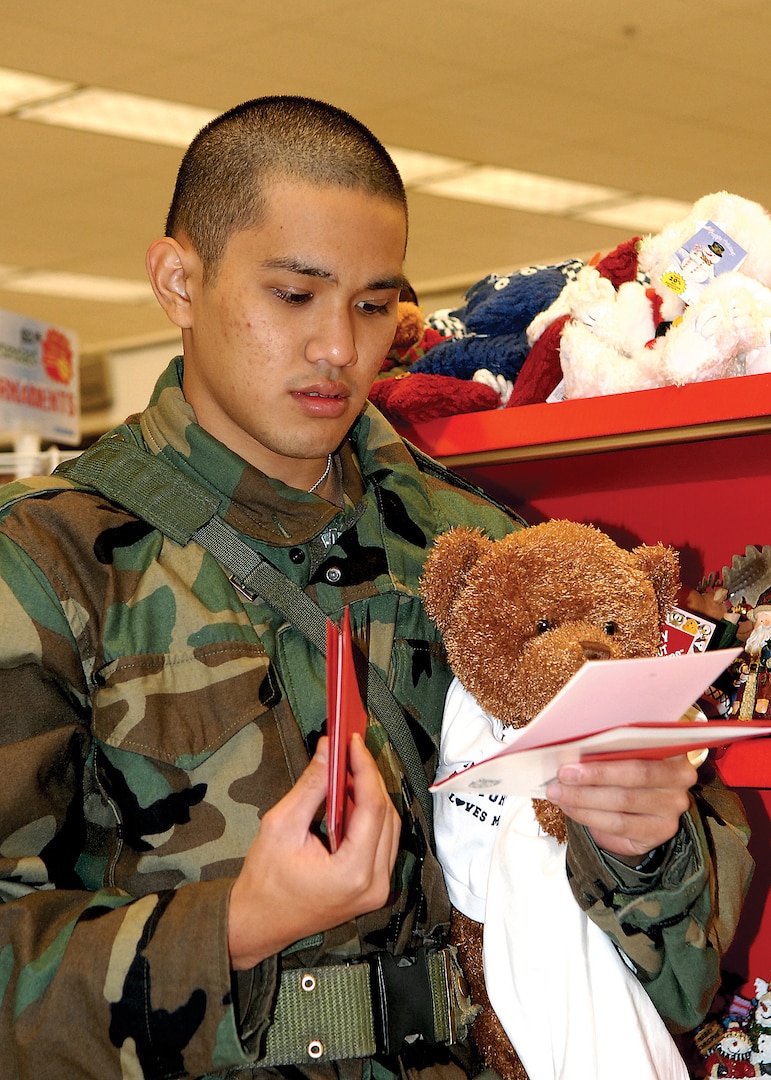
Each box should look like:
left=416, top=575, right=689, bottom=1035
left=0, top=358, right=752, bottom=1078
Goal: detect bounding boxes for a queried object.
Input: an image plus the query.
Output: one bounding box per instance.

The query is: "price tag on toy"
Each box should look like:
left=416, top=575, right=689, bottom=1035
left=660, top=221, right=747, bottom=305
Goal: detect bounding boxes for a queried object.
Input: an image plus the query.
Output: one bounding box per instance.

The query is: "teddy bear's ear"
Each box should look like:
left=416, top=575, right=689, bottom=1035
left=631, top=542, right=681, bottom=621
left=420, top=526, right=487, bottom=633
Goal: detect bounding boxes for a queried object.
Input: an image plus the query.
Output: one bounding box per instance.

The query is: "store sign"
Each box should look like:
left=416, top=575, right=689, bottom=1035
left=0, top=308, right=79, bottom=444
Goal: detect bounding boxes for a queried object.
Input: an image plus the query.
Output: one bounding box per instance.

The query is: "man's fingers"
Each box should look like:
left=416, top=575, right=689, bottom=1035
left=266, top=735, right=329, bottom=835
left=544, top=754, right=696, bottom=857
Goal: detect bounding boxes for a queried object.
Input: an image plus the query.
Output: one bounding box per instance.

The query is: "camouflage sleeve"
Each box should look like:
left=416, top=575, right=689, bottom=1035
left=0, top=533, right=274, bottom=1077
left=420, top=468, right=526, bottom=540
left=564, top=767, right=753, bottom=1033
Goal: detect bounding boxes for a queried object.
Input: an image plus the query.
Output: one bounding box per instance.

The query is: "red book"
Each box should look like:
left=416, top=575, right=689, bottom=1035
left=326, top=607, right=368, bottom=852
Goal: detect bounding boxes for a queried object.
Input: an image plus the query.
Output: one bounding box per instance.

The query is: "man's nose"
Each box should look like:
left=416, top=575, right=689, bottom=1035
left=306, top=309, right=358, bottom=367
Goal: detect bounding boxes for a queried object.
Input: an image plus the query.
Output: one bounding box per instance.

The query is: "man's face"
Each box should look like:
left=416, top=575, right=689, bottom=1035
left=180, top=179, right=407, bottom=489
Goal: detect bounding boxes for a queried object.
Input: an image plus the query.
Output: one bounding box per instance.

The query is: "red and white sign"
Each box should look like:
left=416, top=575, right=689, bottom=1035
left=0, top=307, right=79, bottom=444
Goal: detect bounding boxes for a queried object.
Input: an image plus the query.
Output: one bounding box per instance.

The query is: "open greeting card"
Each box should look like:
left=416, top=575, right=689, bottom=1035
left=326, top=607, right=368, bottom=852
left=430, top=648, right=771, bottom=799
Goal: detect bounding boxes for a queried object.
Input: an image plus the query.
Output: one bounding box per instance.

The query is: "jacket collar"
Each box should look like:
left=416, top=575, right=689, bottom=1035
left=133, top=356, right=434, bottom=548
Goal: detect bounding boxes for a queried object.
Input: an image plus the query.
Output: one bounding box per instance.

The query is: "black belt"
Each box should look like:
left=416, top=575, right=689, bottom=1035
left=258, top=946, right=478, bottom=1066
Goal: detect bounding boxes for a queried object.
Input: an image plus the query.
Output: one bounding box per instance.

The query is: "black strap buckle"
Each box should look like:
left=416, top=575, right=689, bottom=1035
left=368, top=948, right=437, bottom=1055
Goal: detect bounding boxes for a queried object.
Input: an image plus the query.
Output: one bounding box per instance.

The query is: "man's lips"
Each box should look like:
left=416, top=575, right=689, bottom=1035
left=291, top=382, right=350, bottom=401
left=290, top=382, right=351, bottom=415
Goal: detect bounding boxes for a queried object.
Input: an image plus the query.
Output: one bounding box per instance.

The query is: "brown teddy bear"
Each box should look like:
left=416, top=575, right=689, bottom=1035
left=419, top=519, right=681, bottom=1080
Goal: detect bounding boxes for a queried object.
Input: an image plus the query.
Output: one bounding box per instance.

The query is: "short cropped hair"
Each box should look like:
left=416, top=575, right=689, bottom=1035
left=165, top=95, right=407, bottom=281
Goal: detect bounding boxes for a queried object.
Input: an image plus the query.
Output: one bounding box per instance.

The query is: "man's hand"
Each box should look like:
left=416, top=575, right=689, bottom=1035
left=544, top=754, right=697, bottom=860
left=228, top=733, right=401, bottom=970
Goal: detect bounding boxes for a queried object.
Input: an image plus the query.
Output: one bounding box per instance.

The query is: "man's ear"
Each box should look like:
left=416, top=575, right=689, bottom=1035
left=145, top=237, right=197, bottom=329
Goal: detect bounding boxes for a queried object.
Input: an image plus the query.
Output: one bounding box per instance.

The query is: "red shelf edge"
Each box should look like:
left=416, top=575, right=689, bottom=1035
left=397, top=371, right=771, bottom=462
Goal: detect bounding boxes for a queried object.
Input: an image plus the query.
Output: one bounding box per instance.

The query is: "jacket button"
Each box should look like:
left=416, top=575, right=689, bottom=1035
left=289, top=547, right=305, bottom=564
left=325, top=566, right=342, bottom=584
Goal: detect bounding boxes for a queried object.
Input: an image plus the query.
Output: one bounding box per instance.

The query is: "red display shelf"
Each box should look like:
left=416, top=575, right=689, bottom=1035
left=398, top=370, right=771, bottom=466
left=394, top=372, right=771, bottom=582
left=397, top=373, right=771, bottom=996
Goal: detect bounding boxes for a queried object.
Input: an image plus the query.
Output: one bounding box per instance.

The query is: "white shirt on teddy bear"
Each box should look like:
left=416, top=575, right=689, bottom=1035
left=433, top=676, right=689, bottom=1080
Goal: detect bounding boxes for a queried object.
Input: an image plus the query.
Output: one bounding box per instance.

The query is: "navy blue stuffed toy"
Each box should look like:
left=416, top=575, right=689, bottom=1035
left=412, top=262, right=579, bottom=385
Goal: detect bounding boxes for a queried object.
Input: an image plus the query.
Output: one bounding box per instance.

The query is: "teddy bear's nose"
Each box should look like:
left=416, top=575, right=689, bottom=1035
left=579, top=640, right=612, bottom=661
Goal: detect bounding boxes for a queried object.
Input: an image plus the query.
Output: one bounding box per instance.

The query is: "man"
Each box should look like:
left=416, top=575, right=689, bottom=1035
left=0, top=96, right=752, bottom=1079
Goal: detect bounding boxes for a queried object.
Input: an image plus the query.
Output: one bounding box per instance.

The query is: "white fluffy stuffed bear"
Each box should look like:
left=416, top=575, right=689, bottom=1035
left=527, top=191, right=771, bottom=399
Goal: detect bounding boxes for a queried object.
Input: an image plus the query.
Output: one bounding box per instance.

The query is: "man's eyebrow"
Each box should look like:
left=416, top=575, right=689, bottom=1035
left=262, top=258, right=408, bottom=292
left=369, top=274, right=410, bottom=292
left=262, top=257, right=333, bottom=280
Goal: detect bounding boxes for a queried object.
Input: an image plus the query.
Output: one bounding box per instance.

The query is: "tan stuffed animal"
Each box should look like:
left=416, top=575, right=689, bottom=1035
left=420, top=519, right=680, bottom=1080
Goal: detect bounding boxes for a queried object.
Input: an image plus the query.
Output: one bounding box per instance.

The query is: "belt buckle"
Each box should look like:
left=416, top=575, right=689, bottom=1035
left=368, top=948, right=436, bottom=1055
left=440, top=945, right=477, bottom=1045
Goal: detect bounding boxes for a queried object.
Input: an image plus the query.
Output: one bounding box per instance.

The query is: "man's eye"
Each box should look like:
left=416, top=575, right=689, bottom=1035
left=274, top=289, right=312, bottom=305
left=357, top=300, right=391, bottom=315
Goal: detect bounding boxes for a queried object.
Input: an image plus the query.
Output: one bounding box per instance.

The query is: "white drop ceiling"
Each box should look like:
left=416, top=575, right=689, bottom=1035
left=1, top=0, right=770, bottom=356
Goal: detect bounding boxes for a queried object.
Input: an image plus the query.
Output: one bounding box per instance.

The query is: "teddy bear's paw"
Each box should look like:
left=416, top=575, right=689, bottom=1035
left=473, top=368, right=513, bottom=405
left=560, top=321, right=661, bottom=398
left=662, top=306, right=760, bottom=385
left=691, top=289, right=768, bottom=350
left=474, top=1015, right=531, bottom=1080
left=532, top=797, right=567, bottom=843
left=661, top=320, right=725, bottom=385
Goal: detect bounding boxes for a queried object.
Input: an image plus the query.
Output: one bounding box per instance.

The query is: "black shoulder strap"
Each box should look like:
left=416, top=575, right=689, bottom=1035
left=57, top=438, right=434, bottom=834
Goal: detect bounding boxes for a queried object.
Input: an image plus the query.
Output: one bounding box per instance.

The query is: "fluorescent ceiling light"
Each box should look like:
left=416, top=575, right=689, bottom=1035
left=17, top=87, right=216, bottom=147
left=0, top=65, right=700, bottom=257
left=578, top=197, right=694, bottom=233
left=0, top=264, right=20, bottom=285
left=0, top=66, right=75, bottom=112
left=386, top=146, right=470, bottom=185
left=2, top=271, right=155, bottom=303
left=415, top=165, right=624, bottom=214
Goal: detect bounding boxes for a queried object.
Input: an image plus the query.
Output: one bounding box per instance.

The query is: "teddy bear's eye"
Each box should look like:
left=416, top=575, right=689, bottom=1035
left=603, top=621, right=617, bottom=636
left=535, top=619, right=552, bottom=634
